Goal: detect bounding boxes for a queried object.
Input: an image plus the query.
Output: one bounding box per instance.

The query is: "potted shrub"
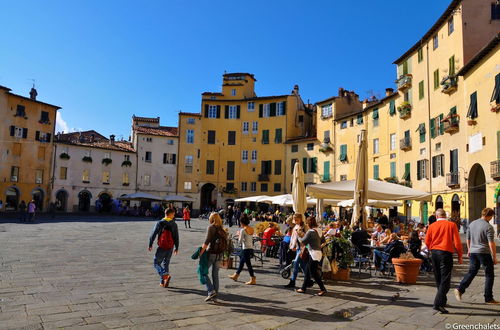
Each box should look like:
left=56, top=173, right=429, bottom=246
left=102, top=158, right=112, bottom=166
left=331, top=230, right=354, bottom=281
left=392, top=252, right=423, bottom=284
left=221, top=229, right=235, bottom=269
left=82, top=156, right=93, bottom=163
left=59, top=152, right=70, bottom=160
left=467, top=119, right=477, bottom=126
left=121, top=160, right=132, bottom=167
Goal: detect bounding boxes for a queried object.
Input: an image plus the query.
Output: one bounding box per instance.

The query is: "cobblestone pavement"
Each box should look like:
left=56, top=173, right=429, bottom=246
left=0, top=215, right=499, bottom=329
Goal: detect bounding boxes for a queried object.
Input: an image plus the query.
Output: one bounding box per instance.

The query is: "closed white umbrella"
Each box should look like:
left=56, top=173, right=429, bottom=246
left=292, top=162, right=307, bottom=215
left=351, top=130, right=369, bottom=228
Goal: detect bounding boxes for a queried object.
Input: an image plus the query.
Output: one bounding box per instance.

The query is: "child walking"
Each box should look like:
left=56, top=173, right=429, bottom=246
left=228, top=214, right=256, bottom=285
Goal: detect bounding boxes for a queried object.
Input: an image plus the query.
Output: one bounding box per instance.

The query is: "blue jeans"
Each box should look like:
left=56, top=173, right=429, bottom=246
left=457, top=253, right=495, bottom=302
left=373, top=250, right=390, bottom=271
left=203, top=253, right=220, bottom=295
left=236, top=249, right=254, bottom=277
left=291, top=248, right=306, bottom=281
left=153, top=248, right=173, bottom=282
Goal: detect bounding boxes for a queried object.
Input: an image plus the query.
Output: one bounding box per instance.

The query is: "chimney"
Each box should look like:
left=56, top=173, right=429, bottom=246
left=110, top=134, right=115, bottom=145
left=338, top=87, right=345, bottom=97
left=385, top=88, right=394, bottom=96
left=29, top=87, right=38, bottom=100
left=90, top=134, right=95, bottom=143
left=292, top=85, right=299, bottom=95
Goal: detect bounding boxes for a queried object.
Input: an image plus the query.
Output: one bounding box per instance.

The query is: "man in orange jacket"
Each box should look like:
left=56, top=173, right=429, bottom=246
left=425, top=208, right=463, bottom=314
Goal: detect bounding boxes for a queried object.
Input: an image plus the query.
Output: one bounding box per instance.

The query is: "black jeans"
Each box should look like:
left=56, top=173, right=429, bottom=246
left=431, top=250, right=453, bottom=308
left=301, top=257, right=326, bottom=292
left=184, top=219, right=191, bottom=228
left=457, top=253, right=494, bottom=302
left=236, top=249, right=254, bottom=277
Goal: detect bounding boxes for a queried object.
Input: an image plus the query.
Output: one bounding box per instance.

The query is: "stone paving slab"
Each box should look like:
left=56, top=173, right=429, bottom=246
left=0, top=215, right=499, bottom=329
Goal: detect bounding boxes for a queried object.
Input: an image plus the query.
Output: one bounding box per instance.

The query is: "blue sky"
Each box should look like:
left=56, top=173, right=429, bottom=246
left=0, top=0, right=450, bottom=139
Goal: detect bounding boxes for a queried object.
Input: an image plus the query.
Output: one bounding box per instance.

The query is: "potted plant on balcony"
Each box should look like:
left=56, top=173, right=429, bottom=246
left=59, top=152, right=70, bottom=160
left=397, top=102, right=412, bottom=119
left=330, top=230, right=354, bottom=281
left=392, top=252, right=423, bottom=284
left=121, top=160, right=132, bottom=167
left=467, top=119, right=477, bottom=126
left=384, top=176, right=398, bottom=184
left=102, top=158, right=112, bottom=166
left=82, top=156, right=93, bottom=163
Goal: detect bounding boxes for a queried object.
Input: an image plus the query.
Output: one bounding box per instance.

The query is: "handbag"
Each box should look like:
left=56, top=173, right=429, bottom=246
left=299, top=247, right=309, bottom=260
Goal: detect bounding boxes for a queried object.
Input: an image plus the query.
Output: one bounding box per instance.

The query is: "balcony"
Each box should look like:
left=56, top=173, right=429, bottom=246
left=400, top=137, right=412, bottom=151
left=258, top=174, right=269, bottom=181
left=446, top=171, right=460, bottom=188
left=442, top=115, right=460, bottom=134
left=491, top=160, right=500, bottom=180
left=441, top=75, right=458, bottom=94
left=397, top=102, right=412, bottom=119
left=399, top=180, right=412, bottom=188
left=396, top=74, right=412, bottom=91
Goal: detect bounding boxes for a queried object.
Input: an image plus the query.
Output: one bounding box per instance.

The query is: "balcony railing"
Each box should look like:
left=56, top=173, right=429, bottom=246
left=400, top=137, right=412, bottom=151
left=396, top=74, right=412, bottom=91
left=397, top=102, right=412, bottom=119
left=441, top=75, right=458, bottom=94
left=258, top=174, right=269, bottom=182
left=442, top=115, right=460, bottom=134
left=491, top=160, right=500, bottom=180
left=446, top=171, right=460, bottom=188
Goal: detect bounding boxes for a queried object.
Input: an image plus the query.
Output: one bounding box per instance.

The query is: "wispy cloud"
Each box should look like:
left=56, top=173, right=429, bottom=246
left=55, top=112, right=81, bottom=133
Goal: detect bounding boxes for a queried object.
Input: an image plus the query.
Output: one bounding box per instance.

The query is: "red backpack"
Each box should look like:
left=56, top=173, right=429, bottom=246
left=158, top=225, right=174, bottom=250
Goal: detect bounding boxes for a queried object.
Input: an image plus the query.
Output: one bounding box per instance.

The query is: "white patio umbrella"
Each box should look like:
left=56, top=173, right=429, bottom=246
left=118, top=192, right=163, bottom=201
left=234, top=195, right=271, bottom=203
left=338, top=199, right=403, bottom=208
left=292, top=162, right=307, bottom=215
left=163, top=194, right=194, bottom=202
left=352, top=129, right=368, bottom=228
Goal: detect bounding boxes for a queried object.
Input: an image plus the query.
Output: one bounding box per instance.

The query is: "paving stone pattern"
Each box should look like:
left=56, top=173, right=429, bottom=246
left=0, top=215, right=499, bottom=329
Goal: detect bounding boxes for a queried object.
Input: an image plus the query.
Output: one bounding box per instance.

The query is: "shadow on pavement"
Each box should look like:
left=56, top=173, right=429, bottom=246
left=167, top=287, right=286, bottom=305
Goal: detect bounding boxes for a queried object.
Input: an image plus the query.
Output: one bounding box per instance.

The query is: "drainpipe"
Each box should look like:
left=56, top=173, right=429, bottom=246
left=425, top=43, right=433, bottom=212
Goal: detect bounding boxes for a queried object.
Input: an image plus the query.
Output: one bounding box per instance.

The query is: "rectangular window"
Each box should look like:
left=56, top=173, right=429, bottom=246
left=418, top=123, right=426, bottom=143
left=40, top=111, right=49, bottom=123
left=493, top=3, right=500, bottom=20
left=309, top=157, right=317, bottom=173
left=449, top=55, right=455, bottom=76
left=357, top=114, right=363, bottom=125
left=340, top=175, right=347, bottom=181
left=227, top=161, right=235, bottom=180
left=11, top=166, right=19, bottom=182
left=390, top=133, right=396, bottom=151
left=186, top=129, right=194, bottom=144
left=185, top=155, right=193, bottom=173
left=248, top=102, right=255, bottom=111
left=418, top=48, right=423, bottom=63
left=187, top=118, right=195, bottom=124
left=450, top=149, right=459, bottom=173
left=35, top=169, right=43, bottom=184
left=59, top=167, right=67, bottom=180
left=321, top=104, right=332, bottom=118
left=307, top=143, right=314, bottom=151
left=373, top=138, right=379, bottom=154
left=448, top=16, right=454, bottom=34
left=417, top=160, right=428, bottom=180
left=122, top=172, right=129, bottom=184
left=243, top=122, right=249, bottom=134
left=291, top=145, right=298, bottom=153
left=242, top=150, right=248, bottom=163
left=260, top=160, right=272, bottom=175
left=419, top=80, right=424, bottom=99
left=274, top=183, right=281, bottom=192
left=262, top=130, right=269, bottom=144
left=228, top=105, right=238, bottom=119
left=430, top=118, right=436, bottom=139
left=261, top=183, right=268, bottom=192
left=252, top=121, right=258, bottom=134
left=275, top=128, right=282, bottom=143
left=467, top=91, right=478, bottom=119
left=37, top=146, right=45, bottom=160
left=277, top=101, right=285, bottom=116
left=373, top=165, right=379, bottom=180
left=323, top=161, right=330, bottom=181
left=102, top=171, right=110, bottom=184
left=208, top=130, right=216, bottom=144
left=184, top=181, right=192, bottom=190
left=263, top=104, right=270, bottom=117
left=241, top=182, right=247, bottom=192
left=145, top=151, right=152, bottom=163
left=390, top=162, right=396, bottom=178
left=144, top=175, right=151, bottom=186
left=432, top=154, right=444, bottom=178
left=433, top=69, right=440, bottom=89
left=168, top=139, right=174, bottom=145
left=323, top=130, right=330, bottom=142
left=402, top=60, right=409, bottom=75
left=163, top=153, right=176, bottom=164
left=228, top=131, right=236, bottom=145
left=274, top=160, right=282, bottom=175
left=16, top=105, right=26, bottom=117
left=433, top=34, right=438, bottom=50
left=372, top=109, right=379, bottom=127
left=492, top=73, right=500, bottom=104
left=206, top=160, right=215, bottom=175
left=124, top=155, right=130, bottom=161
left=231, top=89, right=236, bottom=96
left=14, top=127, right=23, bottom=138
left=340, top=121, right=347, bottom=129
left=208, top=105, right=218, bottom=118
left=389, top=99, right=396, bottom=115
left=339, top=144, right=347, bottom=162
left=82, top=169, right=89, bottom=183
left=251, top=150, right=257, bottom=163
left=250, top=182, right=257, bottom=192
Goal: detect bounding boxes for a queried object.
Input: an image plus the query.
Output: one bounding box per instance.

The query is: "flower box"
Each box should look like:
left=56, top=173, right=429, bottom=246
left=102, top=158, right=113, bottom=166
left=82, top=156, right=93, bottom=163
left=59, top=153, right=70, bottom=160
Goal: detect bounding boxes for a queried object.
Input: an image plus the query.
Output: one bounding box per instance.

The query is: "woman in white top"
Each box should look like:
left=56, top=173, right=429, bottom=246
left=228, top=214, right=256, bottom=285
left=284, top=214, right=309, bottom=288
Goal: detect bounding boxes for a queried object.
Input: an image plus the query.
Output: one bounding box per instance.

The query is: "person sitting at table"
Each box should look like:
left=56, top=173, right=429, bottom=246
left=371, top=224, right=384, bottom=242
left=379, top=229, right=392, bottom=245
left=262, top=223, right=277, bottom=256
left=373, top=233, right=407, bottom=275
left=325, top=223, right=339, bottom=238
left=417, top=223, right=426, bottom=240
left=376, top=210, right=389, bottom=230
left=409, top=230, right=432, bottom=272
left=351, top=226, right=371, bottom=256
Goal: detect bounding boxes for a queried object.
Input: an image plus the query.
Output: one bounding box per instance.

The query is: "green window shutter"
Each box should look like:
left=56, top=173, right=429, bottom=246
left=372, top=108, right=379, bottom=119
left=439, top=114, right=444, bottom=135
left=390, top=162, right=396, bottom=178
left=467, top=92, right=478, bottom=119
left=224, top=106, right=229, bottom=119
left=418, top=123, right=426, bottom=143
left=262, top=130, right=269, bottom=144
left=389, top=100, right=396, bottom=115
left=434, top=70, right=439, bottom=89
left=492, top=74, right=500, bottom=103
left=422, top=202, right=428, bottom=225
left=216, top=105, right=221, bottom=118
left=303, top=158, right=308, bottom=173
left=419, top=81, right=424, bottom=99
left=339, top=144, right=347, bottom=161
left=269, top=103, right=276, bottom=117
left=259, top=104, right=263, bottom=118
left=430, top=118, right=436, bottom=139
left=373, top=165, right=379, bottom=180
left=236, top=105, right=241, bottom=119
left=404, top=163, right=411, bottom=181
left=323, top=161, right=330, bottom=181
left=357, top=114, right=363, bottom=124
left=310, top=157, right=317, bottom=173
left=417, top=160, right=422, bottom=180
left=403, top=61, right=408, bottom=75
left=449, top=56, right=455, bottom=76
left=450, top=106, right=457, bottom=115
left=275, top=128, right=282, bottom=143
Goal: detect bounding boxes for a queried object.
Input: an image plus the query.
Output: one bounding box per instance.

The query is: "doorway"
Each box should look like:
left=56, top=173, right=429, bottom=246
left=32, top=188, right=44, bottom=211
left=55, top=190, right=68, bottom=211
left=200, top=183, right=216, bottom=212
left=5, top=187, right=20, bottom=211
left=78, top=190, right=92, bottom=212
left=468, top=164, right=486, bottom=222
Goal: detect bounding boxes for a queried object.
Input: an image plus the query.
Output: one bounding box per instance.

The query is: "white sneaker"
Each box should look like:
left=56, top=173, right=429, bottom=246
left=454, top=289, right=462, bottom=302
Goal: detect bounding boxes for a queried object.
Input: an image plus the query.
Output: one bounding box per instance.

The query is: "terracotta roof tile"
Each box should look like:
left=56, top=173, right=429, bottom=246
left=55, top=130, right=134, bottom=152
left=134, top=126, right=178, bottom=137
left=132, top=115, right=160, bottom=123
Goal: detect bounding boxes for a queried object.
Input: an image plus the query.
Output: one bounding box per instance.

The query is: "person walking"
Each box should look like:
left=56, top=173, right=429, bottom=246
left=296, top=216, right=327, bottom=296
left=183, top=205, right=191, bottom=229
left=425, top=208, right=463, bottom=314
left=284, top=213, right=309, bottom=288
left=226, top=205, right=234, bottom=227
left=27, top=200, right=36, bottom=222
left=455, top=207, right=499, bottom=304
left=199, top=212, right=227, bottom=302
left=19, top=200, right=27, bottom=222
left=228, top=214, right=256, bottom=285
left=148, top=208, right=179, bottom=288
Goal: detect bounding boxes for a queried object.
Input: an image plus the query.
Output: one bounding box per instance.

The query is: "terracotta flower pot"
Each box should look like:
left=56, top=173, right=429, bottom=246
left=332, top=268, right=350, bottom=281
left=467, top=120, right=477, bottom=126
left=221, top=257, right=234, bottom=269
left=392, top=258, right=422, bottom=284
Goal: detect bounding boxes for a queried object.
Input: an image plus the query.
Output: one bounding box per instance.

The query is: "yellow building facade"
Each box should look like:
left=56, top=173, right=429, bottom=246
left=0, top=85, right=60, bottom=212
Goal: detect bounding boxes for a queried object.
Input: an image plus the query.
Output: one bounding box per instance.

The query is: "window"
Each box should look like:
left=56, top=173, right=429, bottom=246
left=208, top=130, right=216, bottom=144
left=449, top=55, right=455, bottom=76
left=274, top=183, right=281, bottom=192
left=184, top=182, right=192, bottom=190
left=307, top=143, right=314, bottom=151
left=373, top=138, right=379, bottom=154
left=247, top=102, right=255, bottom=111
left=302, top=157, right=308, bottom=173
left=104, top=152, right=111, bottom=159
left=82, top=169, right=90, bottom=183
left=144, top=175, right=151, bottom=186
left=492, top=74, right=500, bottom=104
left=58, top=166, right=68, bottom=180
left=252, top=121, right=258, bottom=134
left=432, top=154, right=444, bottom=178
left=390, top=133, right=396, bottom=151
left=241, top=182, right=247, bottom=192
left=262, top=130, right=269, bottom=144
left=277, top=102, right=285, bottom=116
left=433, top=69, right=440, bottom=89
left=433, top=34, right=438, bottom=50
left=16, top=105, right=26, bottom=117
left=417, top=160, right=428, bottom=180
left=420, top=148, right=426, bottom=156
left=261, top=183, right=268, bottom=192
left=231, top=89, right=236, bottom=96
left=36, top=170, right=43, bottom=184
left=85, top=150, right=91, bottom=157
left=145, top=151, right=152, bottom=163
left=323, top=161, right=330, bottom=181
left=357, top=114, right=363, bottom=125
left=373, top=165, right=379, bottom=180
left=291, top=145, right=298, bottom=153
left=38, top=146, right=45, bottom=160
left=419, top=80, right=424, bottom=99
left=186, top=129, right=194, bottom=144
left=435, top=143, right=441, bottom=151
left=448, top=16, right=454, bottom=35
left=242, top=150, right=248, bottom=163
left=243, top=122, right=249, bottom=134
left=250, top=182, right=257, bottom=192
left=167, top=139, right=174, bottom=145
left=187, top=118, right=195, bottom=124
left=15, top=127, right=23, bottom=138
left=467, top=91, right=478, bottom=119
left=11, top=166, right=19, bottom=182
left=261, top=160, right=272, bottom=175
left=185, top=155, right=193, bottom=173
left=208, top=105, right=218, bottom=118
left=146, top=137, right=152, bottom=142
left=321, top=104, right=332, bottom=118
left=339, top=144, right=347, bottom=162
left=372, top=109, right=379, bottom=127
left=404, top=91, right=410, bottom=103
left=228, top=105, right=238, bottom=119
left=418, top=123, right=426, bottom=143
left=275, top=128, right=282, bottom=143
left=227, top=161, right=235, bottom=180
left=402, top=163, right=411, bottom=181
left=298, top=115, right=304, bottom=123
left=323, top=130, right=330, bottom=143
left=124, top=155, right=130, bottom=161
left=390, top=153, right=396, bottom=159
left=274, top=160, right=282, bottom=175
left=263, top=104, right=270, bottom=117
left=40, top=111, right=49, bottom=123
left=228, top=131, right=236, bottom=145
left=122, top=172, right=129, bottom=185
left=492, top=3, right=500, bottom=20
left=163, top=153, right=176, bottom=164
left=102, top=171, right=110, bottom=184
left=450, top=149, right=459, bottom=173
left=251, top=150, right=257, bottom=163
left=390, top=162, right=396, bottom=178
left=340, top=121, right=347, bottom=129
left=402, top=60, right=409, bottom=75
left=389, top=99, right=396, bottom=116
left=340, top=175, right=347, bottom=181
left=417, top=48, right=423, bottom=63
